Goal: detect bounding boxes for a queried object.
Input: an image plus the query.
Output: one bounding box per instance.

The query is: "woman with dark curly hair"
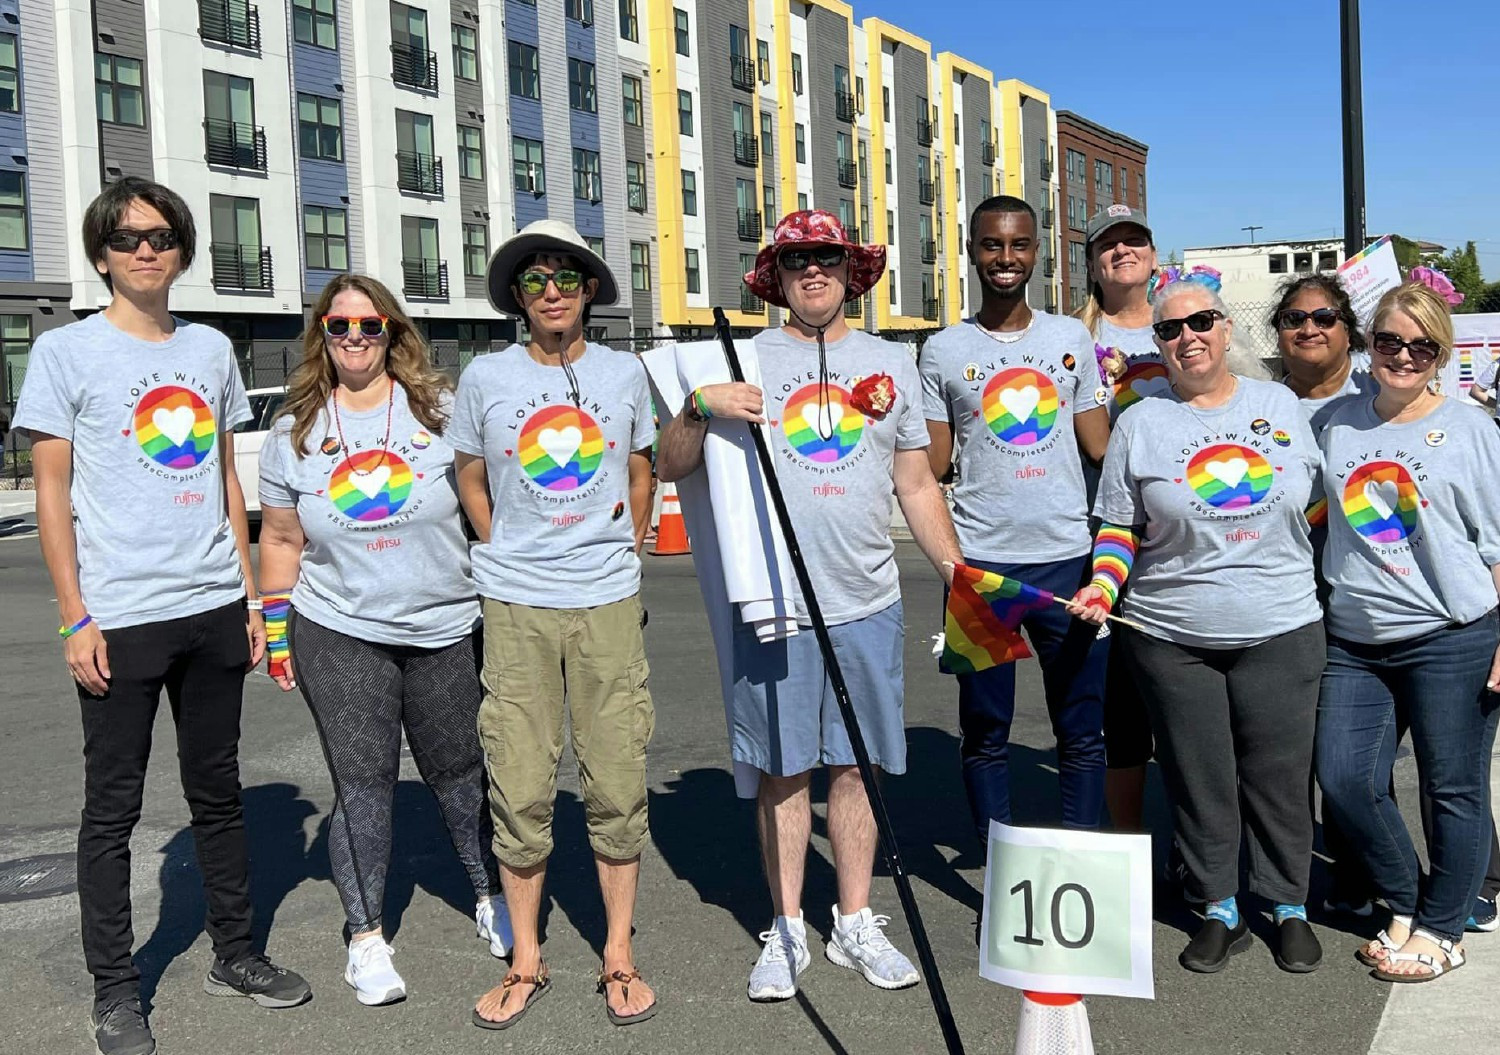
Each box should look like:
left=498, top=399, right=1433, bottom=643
left=1271, top=273, right=1374, bottom=434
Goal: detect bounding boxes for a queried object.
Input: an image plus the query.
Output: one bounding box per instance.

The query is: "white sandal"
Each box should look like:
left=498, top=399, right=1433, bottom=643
left=1355, top=914, right=1412, bottom=968
left=1371, top=927, right=1466, bottom=983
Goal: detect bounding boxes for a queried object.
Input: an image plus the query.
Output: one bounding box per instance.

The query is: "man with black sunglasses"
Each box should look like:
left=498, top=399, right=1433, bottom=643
left=919, top=195, right=1112, bottom=845
left=13, top=178, right=311, bottom=1055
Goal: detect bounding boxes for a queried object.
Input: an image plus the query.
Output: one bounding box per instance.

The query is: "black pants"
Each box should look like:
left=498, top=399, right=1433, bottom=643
left=1122, top=621, right=1325, bottom=905
left=77, top=601, right=253, bottom=1003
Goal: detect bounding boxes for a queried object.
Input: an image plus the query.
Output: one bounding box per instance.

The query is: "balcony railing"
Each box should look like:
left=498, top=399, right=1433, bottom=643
left=917, top=178, right=935, bottom=205
left=916, top=117, right=933, bottom=147
left=842, top=225, right=859, bottom=243
left=396, top=151, right=443, bottom=196
left=835, top=90, right=857, bottom=123
left=1039, top=155, right=1053, bottom=180
left=981, top=141, right=995, bottom=165
left=922, top=296, right=938, bottom=321
left=203, top=120, right=266, bottom=171
left=1041, top=207, right=1054, bottom=230
left=1043, top=255, right=1056, bottom=278
left=403, top=259, right=449, bottom=299
left=733, top=131, right=759, bottom=166
left=210, top=243, right=272, bottom=291
left=1045, top=290, right=1058, bottom=313
left=843, top=297, right=861, bottom=318
left=391, top=43, right=438, bottom=90
left=199, top=0, right=260, bottom=51
left=730, top=55, right=756, bottom=91
left=836, top=157, right=857, bottom=188
left=627, top=183, right=647, bottom=212
left=741, top=287, right=764, bottom=313
left=737, top=208, right=761, bottom=241
left=920, top=238, right=937, bottom=264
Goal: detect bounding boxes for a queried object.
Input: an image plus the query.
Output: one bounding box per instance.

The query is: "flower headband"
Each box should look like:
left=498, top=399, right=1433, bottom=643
left=1407, top=266, right=1465, bottom=307
left=1147, top=265, right=1222, bottom=303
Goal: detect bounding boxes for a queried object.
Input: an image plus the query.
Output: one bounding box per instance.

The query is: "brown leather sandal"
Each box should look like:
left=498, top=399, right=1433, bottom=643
left=471, top=964, right=550, bottom=1030
left=597, top=966, right=659, bottom=1026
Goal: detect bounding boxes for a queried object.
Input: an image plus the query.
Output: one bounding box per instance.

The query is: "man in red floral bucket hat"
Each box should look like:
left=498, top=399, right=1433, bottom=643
left=657, top=209, right=961, bottom=1003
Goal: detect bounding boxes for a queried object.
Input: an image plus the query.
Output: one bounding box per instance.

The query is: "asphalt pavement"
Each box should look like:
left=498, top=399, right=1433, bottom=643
left=0, top=528, right=1488, bottom=1054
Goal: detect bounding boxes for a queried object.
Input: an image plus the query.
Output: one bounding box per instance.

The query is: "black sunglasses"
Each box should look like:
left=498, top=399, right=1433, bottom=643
left=1372, top=331, right=1442, bottom=364
left=1277, top=308, right=1343, bottom=331
left=1153, top=309, right=1224, bottom=342
left=106, top=228, right=180, bottom=253
left=779, top=247, right=847, bottom=272
left=1095, top=234, right=1152, bottom=254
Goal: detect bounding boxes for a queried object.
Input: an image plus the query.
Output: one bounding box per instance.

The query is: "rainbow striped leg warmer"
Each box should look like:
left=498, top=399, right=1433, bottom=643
left=262, top=592, right=292, bottom=680
left=1089, top=524, right=1140, bottom=611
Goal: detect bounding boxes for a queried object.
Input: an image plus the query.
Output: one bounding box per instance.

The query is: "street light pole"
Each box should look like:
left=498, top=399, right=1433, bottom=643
left=1341, top=0, right=1366, bottom=257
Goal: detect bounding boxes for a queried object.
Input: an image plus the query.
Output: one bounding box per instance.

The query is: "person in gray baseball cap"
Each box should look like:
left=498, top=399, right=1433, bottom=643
left=451, top=218, right=660, bottom=1031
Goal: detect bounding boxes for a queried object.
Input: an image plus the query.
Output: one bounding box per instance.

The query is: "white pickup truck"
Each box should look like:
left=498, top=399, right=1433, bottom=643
left=233, top=386, right=287, bottom=523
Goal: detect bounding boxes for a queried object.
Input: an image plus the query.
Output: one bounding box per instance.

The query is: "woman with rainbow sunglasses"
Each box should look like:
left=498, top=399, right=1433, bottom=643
left=256, top=273, right=509, bottom=1007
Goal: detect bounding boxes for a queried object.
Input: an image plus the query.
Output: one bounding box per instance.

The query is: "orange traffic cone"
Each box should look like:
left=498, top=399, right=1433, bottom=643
left=1014, top=991, right=1094, bottom=1055
left=651, top=482, right=690, bottom=556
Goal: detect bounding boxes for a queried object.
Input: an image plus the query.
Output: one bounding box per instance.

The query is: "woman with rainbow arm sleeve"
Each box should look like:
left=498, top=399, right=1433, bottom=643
left=1314, top=281, right=1500, bottom=983
left=1069, top=279, right=1325, bottom=976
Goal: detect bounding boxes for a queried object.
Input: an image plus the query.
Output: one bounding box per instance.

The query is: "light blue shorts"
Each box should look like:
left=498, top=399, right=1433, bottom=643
left=728, top=599, right=907, bottom=783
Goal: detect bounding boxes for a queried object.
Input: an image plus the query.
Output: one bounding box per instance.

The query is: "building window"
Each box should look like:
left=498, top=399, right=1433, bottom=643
left=673, top=8, right=689, bottom=55
left=1119, top=166, right=1128, bottom=200
left=794, top=123, right=805, bottom=164
left=855, top=75, right=865, bottom=112
left=565, top=0, right=594, bottom=24
left=622, top=74, right=643, bottom=127
left=463, top=222, right=488, bottom=277
left=619, top=0, right=639, bottom=42
left=797, top=192, right=807, bottom=211
left=1318, top=250, right=1338, bottom=271
left=297, top=93, right=342, bottom=162
left=400, top=215, right=441, bottom=290
left=681, top=169, right=697, bottom=215
left=763, top=184, right=774, bottom=225
left=0, top=171, right=26, bottom=250
left=303, top=205, right=348, bottom=271
left=95, top=54, right=145, bottom=127
left=1068, top=240, right=1084, bottom=274
left=0, top=35, right=18, bottom=113
left=882, top=85, right=890, bottom=117
left=586, top=236, right=605, bottom=259
left=568, top=58, right=597, bottom=113
left=685, top=248, right=700, bottom=294
left=508, top=41, right=539, bottom=100
left=292, top=0, right=337, bottom=49
left=677, top=89, right=693, bottom=136
left=626, top=160, right=646, bottom=211
left=573, top=148, right=602, bottom=202
left=858, top=140, right=868, bottom=180
left=512, top=136, right=544, bottom=195
left=0, top=314, right=30, bottom=407
left=1067, top=148, right=1085, bottom=182
left=458, top=125, right=483, bottom=180
left=1294, top=251, right=1312, bottom=271
left=630, top=241, right=650, bottom=291
left=1268, top=253, right=1287, bottom=274
left=209, top=194, right=264, bottom=288
left=884, top=148, right=892, bottom=184
left=790, top=53, right=803, bottom=95
left=452, top=24, right=477, bottom=81
left=888, top=268, right=897, bottom=302
left=757, top=38, right=770, bottom=82
left=760, top=111, right=773, bottom=154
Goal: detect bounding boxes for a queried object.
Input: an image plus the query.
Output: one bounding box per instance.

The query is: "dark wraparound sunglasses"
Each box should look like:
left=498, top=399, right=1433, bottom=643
left=1095, top=234, right=1152, bottom=253
left=1372, top=331, right=1442, bottom=364
left=321, top=315, right=389, bottom=338
left=106, top=228, right=179, bottom=253
left=779, top=247, right=847, bottom=272
left=1277, top=308, right=1343, bottom=331
left=517, top=269, right=584, bottom=296
left=1152, top=309, right=1224, bottom=342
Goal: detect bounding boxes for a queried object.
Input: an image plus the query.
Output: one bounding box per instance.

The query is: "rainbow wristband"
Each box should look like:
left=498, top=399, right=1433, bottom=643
left=262, top=592, right=292, bottom=677
left=692, top=387, right=714, bottom=420
left=59, top=614, right=93, bottom=639
left=1089, top=524, right=1140, bottom=610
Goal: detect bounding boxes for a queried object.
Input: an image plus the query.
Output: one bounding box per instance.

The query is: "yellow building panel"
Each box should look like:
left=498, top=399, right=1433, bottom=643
left=647, top=0, right=687, bottom=326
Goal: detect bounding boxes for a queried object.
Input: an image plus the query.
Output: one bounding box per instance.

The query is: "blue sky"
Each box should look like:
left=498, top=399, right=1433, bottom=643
left=856, top=0, right=1500, bottom=277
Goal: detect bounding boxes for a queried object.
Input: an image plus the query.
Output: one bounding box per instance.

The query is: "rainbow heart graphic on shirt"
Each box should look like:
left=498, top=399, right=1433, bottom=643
left=1341, top=460, right=1420, bottom=542
left=519, top=404, right=603, bottom=490
left=133, top=386, right=216, bottom=468
left=1185, top=443, right=1273, bottom=509
left=1113, top=359, right=1170, bottom=410
left=328, top=449, right=413, bottom=521
left=982, top=368, right=1058, bottom=446
left=782, top=383, right=864, bottom=462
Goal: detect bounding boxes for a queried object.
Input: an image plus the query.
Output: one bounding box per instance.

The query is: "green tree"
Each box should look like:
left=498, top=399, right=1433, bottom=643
left=1427, top=241, right=1485, bottom=312
left=1390, top=235, right=1424, bottom=271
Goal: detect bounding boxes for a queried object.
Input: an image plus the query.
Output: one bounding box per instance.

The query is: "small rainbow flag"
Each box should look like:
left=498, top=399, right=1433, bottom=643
left=941, top=565, right=1055, bottom=674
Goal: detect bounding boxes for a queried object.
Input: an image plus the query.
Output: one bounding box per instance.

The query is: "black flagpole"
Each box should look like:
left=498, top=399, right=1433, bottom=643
left=711, top=307, right=965, bottom=1055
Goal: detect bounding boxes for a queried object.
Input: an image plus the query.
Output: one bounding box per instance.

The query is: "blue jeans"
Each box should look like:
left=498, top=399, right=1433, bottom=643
left=956, top=555, right=1107, bottom=835
left=1316, top=610, right=1500, bottom=941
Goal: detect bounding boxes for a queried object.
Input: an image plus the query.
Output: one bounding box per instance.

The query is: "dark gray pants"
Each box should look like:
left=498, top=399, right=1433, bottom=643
left=1122, top=621, right=1325, bottom=905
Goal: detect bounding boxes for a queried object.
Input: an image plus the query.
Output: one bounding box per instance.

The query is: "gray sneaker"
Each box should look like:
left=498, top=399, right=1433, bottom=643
left=825, top=906, right=919, bottom=990
left=747, top=914, right=810, bottom=1002
left=91, top=996, right=155, bottom=1055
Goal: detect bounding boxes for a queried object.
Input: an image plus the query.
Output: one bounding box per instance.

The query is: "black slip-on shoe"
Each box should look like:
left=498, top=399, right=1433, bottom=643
left=1179, top=917, right=1252, bottom=973
left=1273, top=917, right=1323, bottom=973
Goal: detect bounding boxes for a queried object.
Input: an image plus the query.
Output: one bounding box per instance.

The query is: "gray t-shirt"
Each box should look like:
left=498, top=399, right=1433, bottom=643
left=1288, top=352, right=1376, bottom=438
left=1094, top=378, right=1322, bottom=648
left=13, top=313, right=251, bottom=629
left=756, top=327, right=928, bottom=626
left=258, top=386, right=480, bottom=648
left=921, top=312, right=1106, bottom=562
left=1319, top=396, right=1500, bottom=643
left=448, top=343, right=655, bottom=609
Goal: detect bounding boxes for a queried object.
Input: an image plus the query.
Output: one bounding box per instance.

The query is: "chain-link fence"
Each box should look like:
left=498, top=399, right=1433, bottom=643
left=1222, top=299, right=1288, bottom=379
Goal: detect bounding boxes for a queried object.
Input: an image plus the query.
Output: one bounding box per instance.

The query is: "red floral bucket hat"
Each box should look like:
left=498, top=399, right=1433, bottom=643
left=743, top=210, right=887, bottom=309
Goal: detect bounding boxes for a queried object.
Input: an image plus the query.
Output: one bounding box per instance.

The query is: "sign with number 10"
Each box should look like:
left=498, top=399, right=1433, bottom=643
left=979, top=822, right=1155, bottom=999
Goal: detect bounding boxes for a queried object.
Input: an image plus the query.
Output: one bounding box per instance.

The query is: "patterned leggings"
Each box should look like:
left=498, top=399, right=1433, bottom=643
left=291, top=613, right=500, bottom=932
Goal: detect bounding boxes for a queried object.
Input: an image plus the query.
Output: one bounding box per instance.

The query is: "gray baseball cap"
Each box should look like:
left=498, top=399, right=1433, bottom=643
left=1085, top=204, right=1152, bottom=249
left=485, top=218, right=618, bottom=318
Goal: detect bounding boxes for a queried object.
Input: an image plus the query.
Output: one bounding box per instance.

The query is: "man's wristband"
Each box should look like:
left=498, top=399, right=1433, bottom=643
left=59, top=614, right=93, bottom=639
left=245, top=598, right=264, bottom=612
left=686, top=388, right=712, bottom=423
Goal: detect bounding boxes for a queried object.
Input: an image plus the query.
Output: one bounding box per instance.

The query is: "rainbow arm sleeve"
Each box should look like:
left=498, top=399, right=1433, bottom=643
left=1305, top=497, right=1328, bottom=527
left=1089, top=524, right=1141, bottom=610
left=262, top=592, right=292, bottom=679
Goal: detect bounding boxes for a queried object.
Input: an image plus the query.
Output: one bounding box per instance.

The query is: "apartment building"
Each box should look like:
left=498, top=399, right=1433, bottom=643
left=996, top=78, right=1059, bottom=314
left=1056, top=109, right=1148, bottom=313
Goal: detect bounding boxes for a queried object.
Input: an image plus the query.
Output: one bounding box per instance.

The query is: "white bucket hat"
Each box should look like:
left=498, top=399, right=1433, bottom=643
left=485, top=218, right=617, bottom=317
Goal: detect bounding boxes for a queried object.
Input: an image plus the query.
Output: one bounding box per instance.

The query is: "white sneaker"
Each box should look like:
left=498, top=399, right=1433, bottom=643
left=826, top=906, right=919, bottom=990
left=476, top=898, right=513, bottom=959
left=747, top=913, right=811, bottom=1002
left=344, top=936, right=405, bottom=1006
